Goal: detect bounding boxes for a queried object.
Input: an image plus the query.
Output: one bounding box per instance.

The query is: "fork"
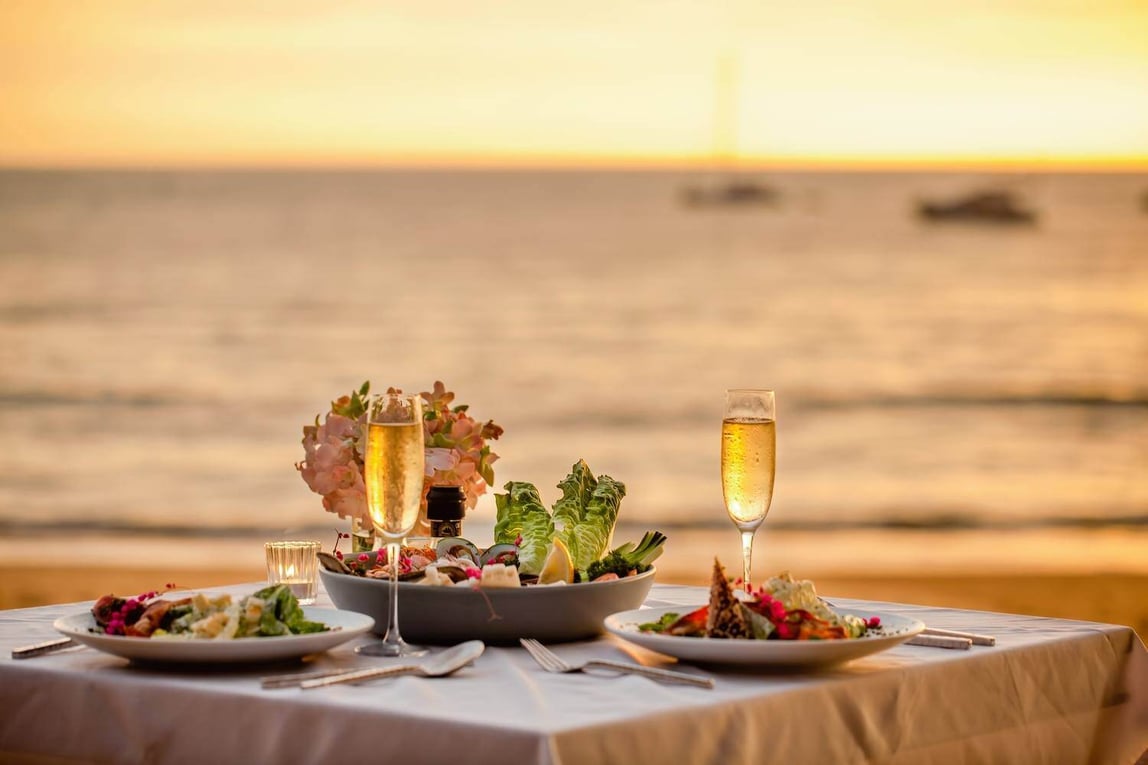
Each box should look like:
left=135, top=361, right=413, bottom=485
left=519, top=639, right=713, bottom=689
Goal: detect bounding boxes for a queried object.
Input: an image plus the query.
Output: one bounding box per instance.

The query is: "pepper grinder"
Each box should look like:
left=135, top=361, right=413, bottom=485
left=426, top=485, right=465, bottom=538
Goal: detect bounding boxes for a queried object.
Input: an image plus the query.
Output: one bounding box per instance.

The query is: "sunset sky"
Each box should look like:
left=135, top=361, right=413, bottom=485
left=1, top=0, right=1146, bottom=168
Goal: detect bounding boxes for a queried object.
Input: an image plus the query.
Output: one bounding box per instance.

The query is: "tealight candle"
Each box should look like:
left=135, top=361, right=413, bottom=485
left=265, top=541, right=321, bottom=605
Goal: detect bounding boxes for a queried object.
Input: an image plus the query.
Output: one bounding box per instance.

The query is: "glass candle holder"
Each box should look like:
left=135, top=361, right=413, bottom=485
left=264, top=541, right=321, bottom=605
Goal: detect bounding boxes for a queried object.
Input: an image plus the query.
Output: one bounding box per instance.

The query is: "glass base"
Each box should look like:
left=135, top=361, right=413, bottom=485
left=355, top=639, right=428, bottom=658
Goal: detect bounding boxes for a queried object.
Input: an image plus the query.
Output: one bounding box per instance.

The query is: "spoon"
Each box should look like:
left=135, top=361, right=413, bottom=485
left=298, top=640, right=485, bottom=690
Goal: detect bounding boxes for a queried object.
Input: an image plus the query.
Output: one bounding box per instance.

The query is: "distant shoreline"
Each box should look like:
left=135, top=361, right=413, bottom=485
left=2, top=164, right=1148, bottom=174
left=3, top=515, right=1144, bottom=539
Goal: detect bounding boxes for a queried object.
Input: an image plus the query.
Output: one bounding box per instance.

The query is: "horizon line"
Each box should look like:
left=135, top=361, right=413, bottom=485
left=2, top=154, right=1148, bottom=174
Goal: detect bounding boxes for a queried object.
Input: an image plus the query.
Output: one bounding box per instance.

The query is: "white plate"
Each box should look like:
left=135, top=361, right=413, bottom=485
left=54, top=605, right=374, bottom=664
left=605, top=605, right=924, bottom=667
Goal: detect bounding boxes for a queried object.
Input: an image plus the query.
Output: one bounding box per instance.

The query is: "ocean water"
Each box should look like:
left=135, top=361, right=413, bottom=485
left=0, top=169, right=1145, bottom=544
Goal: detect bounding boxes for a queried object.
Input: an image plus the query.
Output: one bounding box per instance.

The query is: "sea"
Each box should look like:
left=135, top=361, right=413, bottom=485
left=1, top=169, right=1145, bottom=573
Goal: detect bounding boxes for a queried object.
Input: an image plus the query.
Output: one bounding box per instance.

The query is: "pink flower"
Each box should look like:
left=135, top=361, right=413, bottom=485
left=318, top=413, right=358, bottom=443
left=425, top=448, right=459, bottom=475
left=299, top=380, right=502, bottom=526
left=324, top=485, right=367, bottom=522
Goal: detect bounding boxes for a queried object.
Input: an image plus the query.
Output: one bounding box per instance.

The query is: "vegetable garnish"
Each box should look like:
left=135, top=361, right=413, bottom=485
left=638, top=612, right=680, bottom=634
left=584, top=531, right=667, bottom=581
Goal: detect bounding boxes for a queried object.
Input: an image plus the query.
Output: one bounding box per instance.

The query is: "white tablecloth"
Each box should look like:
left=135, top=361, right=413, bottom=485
left=1, top=583, right=1145, bottom=764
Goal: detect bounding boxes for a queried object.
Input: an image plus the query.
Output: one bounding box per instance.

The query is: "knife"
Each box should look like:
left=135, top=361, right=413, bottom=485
left=12, top=637, right=78, bottom=659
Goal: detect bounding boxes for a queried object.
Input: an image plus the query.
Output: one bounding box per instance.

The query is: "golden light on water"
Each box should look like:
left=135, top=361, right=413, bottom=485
left=1, top=1, right=1146, bottom=168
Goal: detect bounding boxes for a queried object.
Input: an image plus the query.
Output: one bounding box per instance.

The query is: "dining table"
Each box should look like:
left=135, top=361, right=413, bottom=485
left=1, top=581, right=1145, bottom=765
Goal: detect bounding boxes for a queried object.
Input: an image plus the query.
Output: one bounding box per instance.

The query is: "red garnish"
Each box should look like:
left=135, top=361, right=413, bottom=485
left=663, top=606, right=708, bottom=636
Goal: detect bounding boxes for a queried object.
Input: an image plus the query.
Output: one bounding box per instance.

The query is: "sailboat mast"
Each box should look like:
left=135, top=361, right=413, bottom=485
left=714, top=53, right=740, bottom=174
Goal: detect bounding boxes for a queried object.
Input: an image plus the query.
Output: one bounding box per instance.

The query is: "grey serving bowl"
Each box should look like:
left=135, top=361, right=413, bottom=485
left=320, top=567, right=655, bottom=645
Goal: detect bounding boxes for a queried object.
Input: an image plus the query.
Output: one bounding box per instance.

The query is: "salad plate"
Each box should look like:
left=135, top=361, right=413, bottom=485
left=53, top=606, right=375, bottom=664
left=604, top=605, right=924, bottom=667
left=321, top=566, right=655, bottom=644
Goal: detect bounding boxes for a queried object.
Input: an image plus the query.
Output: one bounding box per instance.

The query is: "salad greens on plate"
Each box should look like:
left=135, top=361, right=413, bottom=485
left=91, top=585, right=329, bottom=640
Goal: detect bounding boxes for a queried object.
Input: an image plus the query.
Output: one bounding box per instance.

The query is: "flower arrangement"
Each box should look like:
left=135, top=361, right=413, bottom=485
left=296, top=381, right=503, bottom=537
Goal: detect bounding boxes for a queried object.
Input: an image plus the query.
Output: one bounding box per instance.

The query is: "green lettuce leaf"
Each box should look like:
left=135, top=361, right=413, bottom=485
left=495, top=461, right=627, bottom=574
left=556, top=472, right=626, bottom=571
left=494, top=481, right=554, bottom=575
left=252, top=584, right=327, bottom=635
left=552, top=460, right=597, bottom=531
left=551, top=460, right=597, bottom=567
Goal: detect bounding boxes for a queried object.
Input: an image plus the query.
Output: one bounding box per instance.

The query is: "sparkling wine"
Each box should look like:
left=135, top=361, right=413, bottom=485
left=365, top=421, right=424, bottom=538
left=721, top=417, right=776, bottom=530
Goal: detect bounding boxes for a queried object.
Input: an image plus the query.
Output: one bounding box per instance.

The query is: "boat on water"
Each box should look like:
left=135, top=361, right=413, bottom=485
left=916, top=191, right=1037, bottom=224
left=681, top=54, right=781, bottom=211
left=681, top=180, right=779, bottom=208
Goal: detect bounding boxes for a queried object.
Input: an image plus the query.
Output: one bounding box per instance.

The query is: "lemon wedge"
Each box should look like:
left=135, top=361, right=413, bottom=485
left=537, top=537, right=575, bottom=585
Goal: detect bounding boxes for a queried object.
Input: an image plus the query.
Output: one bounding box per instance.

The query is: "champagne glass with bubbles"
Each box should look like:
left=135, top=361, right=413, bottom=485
left=721, top=389, right=776, bottom=593
left=357, top=391, right=427, bottom=657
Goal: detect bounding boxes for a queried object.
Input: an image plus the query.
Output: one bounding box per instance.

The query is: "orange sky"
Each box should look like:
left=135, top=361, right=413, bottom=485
left=1, top=1, right=1146, bottom=168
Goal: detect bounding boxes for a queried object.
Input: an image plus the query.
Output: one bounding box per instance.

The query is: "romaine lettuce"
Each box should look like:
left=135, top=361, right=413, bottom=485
left=494, top=481, right=554, bottom=575
left=494, top=460, right=627, bottom=574
left=561, top=473, right=625, bottom=570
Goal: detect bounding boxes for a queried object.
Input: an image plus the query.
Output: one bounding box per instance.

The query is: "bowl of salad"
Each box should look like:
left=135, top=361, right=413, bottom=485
left=322, top=564, right=656, bottom=644
left=321, top=461, right=664, bottom=644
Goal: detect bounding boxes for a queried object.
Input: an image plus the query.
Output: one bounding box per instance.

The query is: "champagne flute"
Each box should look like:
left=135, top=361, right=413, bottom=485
left=357, top=391, right=427, bottom=657
left=721, top=389, right=776, bottom=593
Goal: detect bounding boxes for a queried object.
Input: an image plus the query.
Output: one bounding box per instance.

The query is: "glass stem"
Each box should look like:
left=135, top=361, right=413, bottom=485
left=382, top=541, right=402, bottom=651
left=740, top=530, right=756, bottom=593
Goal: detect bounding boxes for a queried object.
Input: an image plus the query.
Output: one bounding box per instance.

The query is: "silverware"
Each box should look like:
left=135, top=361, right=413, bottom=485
left=520, top=638, right=714, bottom=689
left=821, top=599, right=994, bottom=648
left=293, top=640, right=485, bottom=690
left=11, top=637, right=78, bottom=659
left=920, top=627, right=995, bottom=646
left=906, top=634, right=972, bottom=650
left=261, top=667, right=373, bottom=689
